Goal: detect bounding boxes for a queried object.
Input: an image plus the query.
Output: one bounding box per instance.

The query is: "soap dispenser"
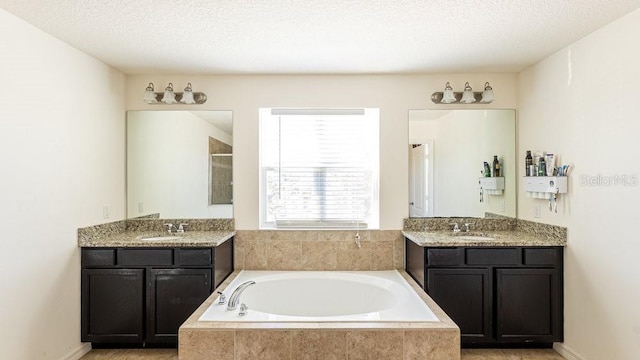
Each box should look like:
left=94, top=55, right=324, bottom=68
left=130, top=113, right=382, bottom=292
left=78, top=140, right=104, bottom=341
left=492, top=155, right=500, bottom=177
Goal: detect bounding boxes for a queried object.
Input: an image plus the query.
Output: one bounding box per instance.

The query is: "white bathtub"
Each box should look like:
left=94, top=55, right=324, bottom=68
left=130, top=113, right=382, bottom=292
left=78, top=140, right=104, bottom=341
left=198, top=270, right=439, bottom=322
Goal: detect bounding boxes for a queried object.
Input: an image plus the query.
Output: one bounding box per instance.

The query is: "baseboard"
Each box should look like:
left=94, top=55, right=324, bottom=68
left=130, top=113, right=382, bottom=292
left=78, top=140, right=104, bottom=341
left=61, top=343, right=91, bottom=360
left=554, top=343, right=585, bottom=360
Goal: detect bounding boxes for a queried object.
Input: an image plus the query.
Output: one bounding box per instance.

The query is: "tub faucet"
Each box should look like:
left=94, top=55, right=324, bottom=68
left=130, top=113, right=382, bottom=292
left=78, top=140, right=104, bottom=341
left=227, top=280, right=256, bottom=311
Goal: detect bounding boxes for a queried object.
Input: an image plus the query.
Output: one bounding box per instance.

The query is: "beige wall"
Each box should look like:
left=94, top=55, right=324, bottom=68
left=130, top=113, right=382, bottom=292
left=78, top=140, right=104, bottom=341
left=126, top=75, right=518, bottom=229
left=518, top=8, right=640, bottom=360
left=0, top=9, right=126, bottom=360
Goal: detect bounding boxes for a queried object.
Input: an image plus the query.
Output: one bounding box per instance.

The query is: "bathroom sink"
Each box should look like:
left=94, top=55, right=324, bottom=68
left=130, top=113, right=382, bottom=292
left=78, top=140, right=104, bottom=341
left=451, top=232, right=497, bottom=241
left=458, top=235, right=496, bottom=241
left=139, top=235, right=182, bottom=241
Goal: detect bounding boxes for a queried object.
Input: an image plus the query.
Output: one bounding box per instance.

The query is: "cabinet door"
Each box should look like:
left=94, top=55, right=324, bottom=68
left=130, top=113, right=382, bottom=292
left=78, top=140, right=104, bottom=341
left=427, top=268, right=492, bottom=342
left=147, top=269, right=212, bottom=344
left=496, top=268, right=561, bottom=342
left=81, top=269, right=144, bottom=343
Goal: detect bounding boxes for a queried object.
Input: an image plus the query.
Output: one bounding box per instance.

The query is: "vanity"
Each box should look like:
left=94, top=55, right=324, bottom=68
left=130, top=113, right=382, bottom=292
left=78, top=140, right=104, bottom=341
left=79, top=226, right=234, bottom=347
left=406, top=109, right=567, bottom=346
left=404, top=228, right=565, bottom=347
left=77, top=109, right=237, bottom=347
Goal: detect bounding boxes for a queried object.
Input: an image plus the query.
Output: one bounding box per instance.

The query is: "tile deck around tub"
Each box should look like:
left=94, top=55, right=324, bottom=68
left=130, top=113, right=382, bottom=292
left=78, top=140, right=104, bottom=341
left=179, top=270, right=460, bottom=360
left=79, top=349, right=567, bottom=360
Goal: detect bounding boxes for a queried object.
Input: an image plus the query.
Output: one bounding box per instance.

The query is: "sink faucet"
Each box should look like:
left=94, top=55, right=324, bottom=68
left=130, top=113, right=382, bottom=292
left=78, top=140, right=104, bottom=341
left=452, top=223, right=472, bottom=233
left=164, top=223, right=188, bottom=234
left=227, top=280, right=256, bottom=311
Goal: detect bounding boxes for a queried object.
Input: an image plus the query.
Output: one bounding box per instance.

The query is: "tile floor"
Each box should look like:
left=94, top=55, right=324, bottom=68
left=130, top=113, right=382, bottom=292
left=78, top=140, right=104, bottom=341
left=79, top=348, right=566, bottom=359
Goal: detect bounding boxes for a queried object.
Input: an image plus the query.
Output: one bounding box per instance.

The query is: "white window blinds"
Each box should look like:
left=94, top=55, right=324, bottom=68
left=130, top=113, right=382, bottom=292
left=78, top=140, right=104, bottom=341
left=259, top=108, right=379, bottom=229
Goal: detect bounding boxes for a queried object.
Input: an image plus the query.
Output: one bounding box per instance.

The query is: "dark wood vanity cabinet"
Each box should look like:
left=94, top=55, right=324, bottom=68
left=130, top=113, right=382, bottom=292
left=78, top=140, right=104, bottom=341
left=405, top=238, right=563, bottom=346
left=81, top=238, right=233, bottom=346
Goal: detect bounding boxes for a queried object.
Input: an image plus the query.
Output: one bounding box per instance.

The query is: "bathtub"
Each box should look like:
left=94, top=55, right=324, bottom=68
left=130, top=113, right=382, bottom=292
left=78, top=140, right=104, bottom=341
left=198, top=270, right=439, bottom=322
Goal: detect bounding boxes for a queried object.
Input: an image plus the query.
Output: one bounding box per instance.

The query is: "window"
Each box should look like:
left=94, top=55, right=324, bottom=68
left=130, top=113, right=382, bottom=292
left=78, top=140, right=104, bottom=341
left=259, top=108, right=379, bottom=229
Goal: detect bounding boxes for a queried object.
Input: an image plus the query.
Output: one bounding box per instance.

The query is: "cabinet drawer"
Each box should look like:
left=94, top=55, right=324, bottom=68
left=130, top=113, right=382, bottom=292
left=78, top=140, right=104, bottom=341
left=177, top=249, right=212, bottom=266
left=466, top=248, right=519, bottom=265
left=523, top=248, right=560, bottom=266
left=118, top=249, right=174, bottom=266
left=427, top=248, right=464, bottom=266
left=82, top=249, right=116, bottom=266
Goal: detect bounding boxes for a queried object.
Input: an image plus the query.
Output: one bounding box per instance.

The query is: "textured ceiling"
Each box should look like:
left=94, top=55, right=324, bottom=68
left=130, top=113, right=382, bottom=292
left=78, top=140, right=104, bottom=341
left=2, top=0, right=640, bottom=75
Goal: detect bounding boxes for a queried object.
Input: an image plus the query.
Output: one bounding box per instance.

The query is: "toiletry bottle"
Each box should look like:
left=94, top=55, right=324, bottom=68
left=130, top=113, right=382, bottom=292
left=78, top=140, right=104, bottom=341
left=483, top=162, right=491, bottom=177
left=493, top=155, right=500, bottom=177
left=525, top=151, right=533, bottom=176
left=538, top=157, right=546, bottom=176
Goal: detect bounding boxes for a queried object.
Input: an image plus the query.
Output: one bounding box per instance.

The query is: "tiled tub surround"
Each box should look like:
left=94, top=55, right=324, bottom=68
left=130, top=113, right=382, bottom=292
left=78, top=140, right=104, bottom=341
left=179, top=270, right=460, bottom=360
left=233, top=230, right=405, bottom=271
left=77, top=218, right=235, bottom=247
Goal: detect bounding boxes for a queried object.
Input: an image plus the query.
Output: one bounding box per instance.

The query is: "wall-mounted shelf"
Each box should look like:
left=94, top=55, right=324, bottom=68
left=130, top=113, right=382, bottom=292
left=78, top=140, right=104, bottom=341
left=524, top=176, right=568, bottom=198
left=479, top=177, right=504, bottom=195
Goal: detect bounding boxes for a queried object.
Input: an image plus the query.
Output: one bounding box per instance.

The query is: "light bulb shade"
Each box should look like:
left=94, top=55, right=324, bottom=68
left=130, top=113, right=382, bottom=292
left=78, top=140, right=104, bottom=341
left=480, top=82, right=494, bottom=103
left=441, top=82, right=457, bottom=103
left=460, top=82, right=476, bottom=103
left=161, top=83, right=177, bottom=104
left=143, top=82, right=157, bottom=103
left=180, top=82, right=196, bottom=104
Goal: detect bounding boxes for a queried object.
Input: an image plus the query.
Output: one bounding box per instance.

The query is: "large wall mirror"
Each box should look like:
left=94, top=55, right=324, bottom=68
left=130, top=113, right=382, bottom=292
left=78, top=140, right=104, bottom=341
left=127, top=110, right=233, bottom=219
left=408, top=109, right=516, bottom=218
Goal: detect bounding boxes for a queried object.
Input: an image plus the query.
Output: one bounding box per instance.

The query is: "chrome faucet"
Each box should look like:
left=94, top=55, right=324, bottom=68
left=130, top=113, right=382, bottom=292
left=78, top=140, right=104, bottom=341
left=227, top=280, right=256, bottom=311
left=452, top=222, right=471, bottom=233
left=164, top=223, right=188, bottom=234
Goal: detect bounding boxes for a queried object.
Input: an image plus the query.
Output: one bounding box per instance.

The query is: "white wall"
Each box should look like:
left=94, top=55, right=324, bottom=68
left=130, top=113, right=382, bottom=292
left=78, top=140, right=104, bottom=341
left=0, top=10, right=125, bottom=360
left=126, top=75, right=518, bottom=229
left=127, top=111, right=233, bottom=218
left=518, top=8, right=640, bottom=360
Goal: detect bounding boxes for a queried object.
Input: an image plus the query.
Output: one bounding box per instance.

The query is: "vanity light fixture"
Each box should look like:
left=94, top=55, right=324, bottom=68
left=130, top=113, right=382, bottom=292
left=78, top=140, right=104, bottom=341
left=460, top=82, right=476, bottom=104
left=143, top=83, right=158, bottom=103
left=480, top=82, right=494, bottom=103
left=180, top=83, right=196, bottom=104
left=431, top=81, right=495, bottom=104
left=143, top=82, right=207, bottom=105
left=440, top=82, right=457, bottom=104
left=161, top=83, right=177, bottom=104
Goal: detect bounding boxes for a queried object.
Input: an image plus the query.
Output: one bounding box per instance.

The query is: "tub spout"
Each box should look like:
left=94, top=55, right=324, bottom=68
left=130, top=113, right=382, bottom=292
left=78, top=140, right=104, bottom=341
left=227, top=280, right=256, bottom=311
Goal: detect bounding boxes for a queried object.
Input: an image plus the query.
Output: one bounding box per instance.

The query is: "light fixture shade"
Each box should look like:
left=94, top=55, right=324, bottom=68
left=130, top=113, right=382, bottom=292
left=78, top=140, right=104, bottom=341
left=441, top=82, right=457, bottom=104
left=143, top=82, right=157, bottom=103
left=480, top=82, right=494, bottom=103
left=460, top=82, right=476, bottom=103
left=161, top=83, right=177, bottom=104
left=181, top=83, right=196, bottom=104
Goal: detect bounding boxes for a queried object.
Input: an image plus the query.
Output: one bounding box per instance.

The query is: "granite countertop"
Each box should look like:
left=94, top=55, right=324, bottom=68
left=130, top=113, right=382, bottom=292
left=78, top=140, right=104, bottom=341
left=402, top=230, right=566, bottom=247
left=78, top=230, right=236, bottom=248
